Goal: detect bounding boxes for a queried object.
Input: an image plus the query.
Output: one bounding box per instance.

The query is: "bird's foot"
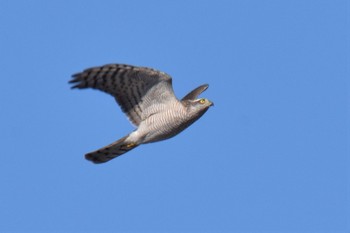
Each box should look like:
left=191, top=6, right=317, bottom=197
left=126, top=143, right=136, bottom=148
left=121, top=143, right=136, bottom=150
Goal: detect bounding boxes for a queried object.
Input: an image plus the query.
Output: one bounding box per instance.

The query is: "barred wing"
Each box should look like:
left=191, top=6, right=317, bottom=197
left=70, top=64, right=177, bottom=126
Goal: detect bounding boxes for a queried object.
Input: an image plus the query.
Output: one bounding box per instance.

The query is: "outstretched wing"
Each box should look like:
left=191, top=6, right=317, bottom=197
left=181, top=84, right=209, bottom=101
left=69, top=64, right=177, bottom=126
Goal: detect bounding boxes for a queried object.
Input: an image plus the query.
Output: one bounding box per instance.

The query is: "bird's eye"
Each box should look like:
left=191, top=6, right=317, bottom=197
left=199, top=98, right=206, bottom=104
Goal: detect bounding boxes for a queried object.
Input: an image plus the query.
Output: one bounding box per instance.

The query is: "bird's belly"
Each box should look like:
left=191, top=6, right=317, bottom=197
left=141, top=113, right=190, bottom=143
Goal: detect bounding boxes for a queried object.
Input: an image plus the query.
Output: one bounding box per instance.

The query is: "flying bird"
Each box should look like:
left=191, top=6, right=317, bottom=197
left=69, top=64, right=213, bottom=164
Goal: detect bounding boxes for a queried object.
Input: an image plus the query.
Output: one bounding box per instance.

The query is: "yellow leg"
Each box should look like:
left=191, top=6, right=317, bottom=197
left=120, top=142, right=137, bottom=151
left=126, top=143, right=136, bottom=148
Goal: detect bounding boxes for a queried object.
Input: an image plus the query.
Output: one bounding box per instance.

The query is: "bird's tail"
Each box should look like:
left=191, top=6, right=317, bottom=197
left=85, top=135, right=138, bottom=164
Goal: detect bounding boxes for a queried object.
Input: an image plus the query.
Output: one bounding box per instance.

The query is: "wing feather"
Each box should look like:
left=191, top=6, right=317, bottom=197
left=70, top=64, right=177, bottom=126
left=181, top=84, right=209, bottom=101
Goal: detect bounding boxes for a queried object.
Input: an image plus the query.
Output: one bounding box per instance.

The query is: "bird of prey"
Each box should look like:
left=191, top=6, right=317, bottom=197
left=69, top=63, right=213, bottom=164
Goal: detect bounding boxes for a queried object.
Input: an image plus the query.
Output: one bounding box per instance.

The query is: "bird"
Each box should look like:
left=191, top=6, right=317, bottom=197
left=69, top=63, right=213, bottom=164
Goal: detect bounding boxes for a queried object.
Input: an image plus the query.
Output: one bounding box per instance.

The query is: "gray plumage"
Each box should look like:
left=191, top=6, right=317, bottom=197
left=69, top=64, right=213, bottom=164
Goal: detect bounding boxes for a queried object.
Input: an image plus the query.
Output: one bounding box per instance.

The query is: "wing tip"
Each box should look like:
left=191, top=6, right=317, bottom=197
left=68, top=73, right=86, bottom=89
left=181, top=83, right=210, bottom=101
left=68, top=79, right=81, bottom=89
left=202, top=83, right=209, bottom=90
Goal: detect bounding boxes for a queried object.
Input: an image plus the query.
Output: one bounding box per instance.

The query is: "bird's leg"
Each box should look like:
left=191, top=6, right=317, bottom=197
left=120, top=142, right=137, bottom=150
left=126, top=143, right=136, bottom=148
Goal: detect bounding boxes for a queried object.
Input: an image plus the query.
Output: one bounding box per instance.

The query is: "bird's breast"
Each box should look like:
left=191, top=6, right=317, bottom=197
left=141, top=106, right=191, bottom=143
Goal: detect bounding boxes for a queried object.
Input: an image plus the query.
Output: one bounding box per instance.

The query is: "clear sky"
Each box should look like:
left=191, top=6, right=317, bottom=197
left=0, top=1, right=348, bottom=232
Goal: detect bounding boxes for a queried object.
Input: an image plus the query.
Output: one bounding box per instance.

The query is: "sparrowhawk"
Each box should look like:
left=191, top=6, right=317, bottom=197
left=69, top=64, right=213, bottom=164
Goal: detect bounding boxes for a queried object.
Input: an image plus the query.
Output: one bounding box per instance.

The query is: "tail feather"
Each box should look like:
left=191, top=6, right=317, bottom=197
left=85, top=135, right=138, bottom=164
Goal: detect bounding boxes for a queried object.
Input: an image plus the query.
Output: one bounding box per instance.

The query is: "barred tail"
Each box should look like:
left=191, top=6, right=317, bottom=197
left=85, top=135, right=138, bottom=164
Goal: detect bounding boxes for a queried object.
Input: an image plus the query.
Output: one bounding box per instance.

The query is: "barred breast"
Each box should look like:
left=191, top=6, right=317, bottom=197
left=141, top=101, right=189, bottom=143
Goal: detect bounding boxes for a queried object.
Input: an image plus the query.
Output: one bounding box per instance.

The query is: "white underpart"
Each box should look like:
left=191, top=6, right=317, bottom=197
left=126, top=130, right=143, bottom=143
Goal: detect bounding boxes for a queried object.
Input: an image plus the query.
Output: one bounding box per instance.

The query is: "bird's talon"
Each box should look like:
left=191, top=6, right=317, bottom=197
left=126, top=143, right=136, bottom=148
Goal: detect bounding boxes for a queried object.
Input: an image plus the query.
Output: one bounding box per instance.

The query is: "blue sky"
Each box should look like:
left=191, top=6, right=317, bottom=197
left=0, top=1, right=348, bottom=232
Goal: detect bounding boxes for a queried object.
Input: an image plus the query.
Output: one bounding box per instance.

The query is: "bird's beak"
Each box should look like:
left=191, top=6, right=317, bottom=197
left=209, top=101, right=214, bottom=107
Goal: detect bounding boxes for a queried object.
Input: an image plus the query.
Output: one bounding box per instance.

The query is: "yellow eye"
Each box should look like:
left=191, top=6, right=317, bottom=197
left=199, top=98, right=206, bottom=104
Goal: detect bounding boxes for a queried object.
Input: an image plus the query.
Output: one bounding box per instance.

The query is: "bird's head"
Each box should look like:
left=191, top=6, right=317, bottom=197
left=185, top=97, right=213, bottom=116
left=181, top=84, right=213, bottom=119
